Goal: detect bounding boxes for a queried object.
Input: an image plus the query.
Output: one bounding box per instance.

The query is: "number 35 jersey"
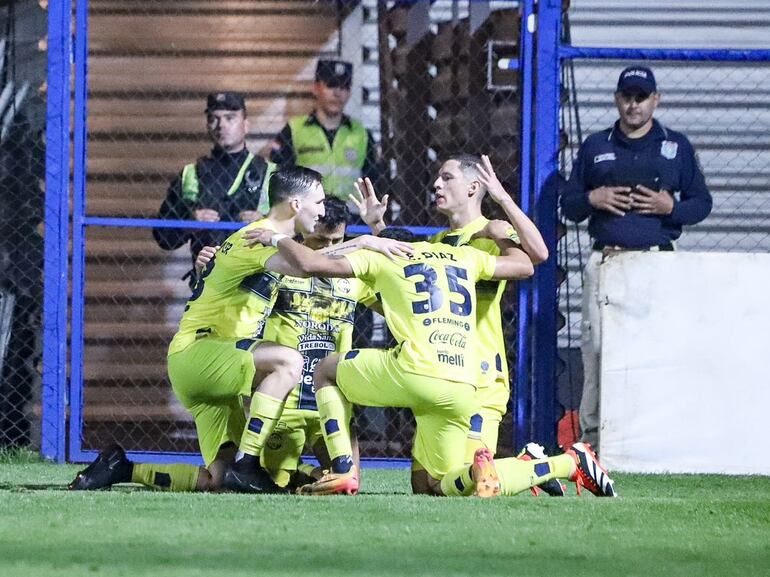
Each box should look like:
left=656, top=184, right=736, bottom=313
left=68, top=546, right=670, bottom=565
left=262, top=275, right=376, bottom=411
left=343, top=241, right=497, bottom=385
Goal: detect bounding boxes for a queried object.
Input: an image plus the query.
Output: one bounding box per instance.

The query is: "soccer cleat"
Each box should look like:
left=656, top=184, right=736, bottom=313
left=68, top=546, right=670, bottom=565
left=68, top=444, right=133, bottom=490
left=471, top=447, right=500, bottom=498
left=567, top=442, right=617, bottom=497
left=517, top=442, right=566, bottom=497
left=221, top=460, right=287, bottom=494
left=296, top=467, right=359, bottom=496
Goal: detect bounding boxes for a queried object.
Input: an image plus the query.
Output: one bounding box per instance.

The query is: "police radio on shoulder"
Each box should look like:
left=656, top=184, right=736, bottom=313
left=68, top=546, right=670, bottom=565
left=271, top=234, right=289, bottom=247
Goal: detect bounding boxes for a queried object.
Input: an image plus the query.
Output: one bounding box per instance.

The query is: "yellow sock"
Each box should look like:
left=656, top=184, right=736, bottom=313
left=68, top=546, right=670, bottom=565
left=440, top=465, right=475, bottom=497
left=463, top=413, right=485, bottom=463
left=496, top=454, right=574, bottom=496
left=316, top=386, right=352, bottom=462
left=131, top=463, right=200, bottom=492
left=297, top=462, right=316, bottom=477
left=239, top=392, right=285, bottom=457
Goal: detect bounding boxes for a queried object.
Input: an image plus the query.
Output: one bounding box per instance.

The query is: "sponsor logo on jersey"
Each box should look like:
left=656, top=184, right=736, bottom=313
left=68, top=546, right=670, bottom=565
left=437, top=351, right=464, bottom=367
left=428, top=330, right=467, bottom=349
left=480, top=360, right=490, bottom=374
left=424, top=317, right=471, bottom=331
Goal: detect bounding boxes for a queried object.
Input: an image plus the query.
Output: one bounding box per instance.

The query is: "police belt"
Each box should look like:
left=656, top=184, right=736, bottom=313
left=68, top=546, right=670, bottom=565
left=592, top=241, right=674, bottom=252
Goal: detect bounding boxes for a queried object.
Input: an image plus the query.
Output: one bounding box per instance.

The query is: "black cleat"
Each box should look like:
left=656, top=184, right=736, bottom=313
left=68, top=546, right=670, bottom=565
left=221, top=459, right=287, bottom=494
left=69, top=444, right=133, bottom=490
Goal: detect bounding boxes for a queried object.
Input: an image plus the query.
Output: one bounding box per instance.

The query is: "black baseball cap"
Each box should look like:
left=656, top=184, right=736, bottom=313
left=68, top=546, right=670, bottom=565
left=205, top=91, right=246, bottom=113
left=616, top=66, right=657, bottom=95
left=315, top=59, right=353, bottom=88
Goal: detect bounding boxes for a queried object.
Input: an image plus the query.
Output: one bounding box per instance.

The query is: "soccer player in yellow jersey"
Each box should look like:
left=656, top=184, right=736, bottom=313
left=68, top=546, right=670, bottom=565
left=357, top=155, right=566, bottom=497
left=69, top=168, right=410, bottom=494
left=260, top=199, right=377, bottom=487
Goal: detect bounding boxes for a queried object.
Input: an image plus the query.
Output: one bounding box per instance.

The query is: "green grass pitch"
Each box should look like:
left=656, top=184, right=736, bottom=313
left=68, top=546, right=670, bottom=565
left=1, top=451, right=769, bottom=577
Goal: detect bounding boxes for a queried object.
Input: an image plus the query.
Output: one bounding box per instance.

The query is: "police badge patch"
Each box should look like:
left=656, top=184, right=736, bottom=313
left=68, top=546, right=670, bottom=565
left=344, top=148, right=358, bottom=162
left=661, top=140, right=678, bottom=160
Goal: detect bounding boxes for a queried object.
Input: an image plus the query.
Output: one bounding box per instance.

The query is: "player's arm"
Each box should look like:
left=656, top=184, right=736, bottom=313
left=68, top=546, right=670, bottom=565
left=258, top=231, right=412, bottom=278
left=476, top=155, right=549, bottom=264
left=474, top=220, right=535, bottom=280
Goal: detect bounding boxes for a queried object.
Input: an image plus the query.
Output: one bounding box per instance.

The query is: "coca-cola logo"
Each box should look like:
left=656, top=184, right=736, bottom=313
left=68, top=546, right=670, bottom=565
left=428, top=330, right=467, bottom=349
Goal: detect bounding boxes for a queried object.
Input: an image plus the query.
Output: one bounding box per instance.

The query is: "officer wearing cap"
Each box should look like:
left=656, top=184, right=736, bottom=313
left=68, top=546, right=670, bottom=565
left=270, top=59, right=379, bottom=203
left=153, top=92, right=276, bottom=283
left=561, top=65, right=712, bottom=450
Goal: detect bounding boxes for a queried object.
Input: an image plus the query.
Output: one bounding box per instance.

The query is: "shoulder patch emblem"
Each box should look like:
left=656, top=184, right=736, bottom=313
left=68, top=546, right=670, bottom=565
left=593, top=152, right=615, bottom=164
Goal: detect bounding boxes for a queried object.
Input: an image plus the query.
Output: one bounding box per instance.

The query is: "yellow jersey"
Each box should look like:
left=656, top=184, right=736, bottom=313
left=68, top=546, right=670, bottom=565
left=344, top=241, right=497, bottom=384
left=431, top=216, right=519, bottom=389
left=168, top=219, right=281, bottom=354
left=262, top=275, right=376, bottom=410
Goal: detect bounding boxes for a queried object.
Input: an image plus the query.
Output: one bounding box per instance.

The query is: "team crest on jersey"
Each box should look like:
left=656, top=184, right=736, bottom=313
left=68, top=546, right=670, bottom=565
left=660, top=140, right=678, bottom=160
left=266, top=432, right=283, bottom=450
left=344, top=147, right=359, bottom=162
left=337, top=278, right=351, bottom=294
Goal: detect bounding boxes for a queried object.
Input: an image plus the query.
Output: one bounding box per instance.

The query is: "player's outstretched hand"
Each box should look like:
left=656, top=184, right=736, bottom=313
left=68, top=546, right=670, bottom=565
left=359, top=234, right=414, bottom=260
left=242, top=228, right=274, bottom=248
left=195, top=245, right=219, bottom=274
left=475, top=155, right=511, bottom=206
left=350, top=177, right=388, bottom=231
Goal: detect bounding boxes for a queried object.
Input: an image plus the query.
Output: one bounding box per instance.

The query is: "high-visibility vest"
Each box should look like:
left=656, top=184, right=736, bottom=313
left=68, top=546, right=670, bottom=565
left=180, top=153, right=276, bottom=214
left=288, top=115, right=368, bottom=200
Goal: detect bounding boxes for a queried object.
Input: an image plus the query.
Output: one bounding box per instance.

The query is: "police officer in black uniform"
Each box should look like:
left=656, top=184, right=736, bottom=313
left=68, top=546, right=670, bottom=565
left=560, top=65, right=712, bottom=450
left=153, top=92, right=274, bottom=283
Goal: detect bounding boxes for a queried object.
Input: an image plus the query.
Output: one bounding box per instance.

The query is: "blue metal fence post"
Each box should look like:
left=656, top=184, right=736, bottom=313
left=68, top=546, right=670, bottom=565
left=531, top=0, right=562, bottom=448
left=69, top=0, right=89, bottom=460
left=41, top=0, right=72, bottom=462
left=514, top=0, right=535, bottom=451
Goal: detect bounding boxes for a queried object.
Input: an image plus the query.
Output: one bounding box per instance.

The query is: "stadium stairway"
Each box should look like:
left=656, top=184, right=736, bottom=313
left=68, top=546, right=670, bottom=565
left=81, top=0, right=341, bottom=452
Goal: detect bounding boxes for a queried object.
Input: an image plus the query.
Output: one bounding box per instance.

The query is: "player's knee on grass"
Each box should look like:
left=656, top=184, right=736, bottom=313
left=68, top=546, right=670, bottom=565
left=411, top=464, right=443, bottom=496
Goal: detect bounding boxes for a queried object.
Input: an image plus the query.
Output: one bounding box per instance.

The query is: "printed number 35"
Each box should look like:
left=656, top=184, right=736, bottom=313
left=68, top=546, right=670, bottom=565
left=403, top=263, right=472, bottom=316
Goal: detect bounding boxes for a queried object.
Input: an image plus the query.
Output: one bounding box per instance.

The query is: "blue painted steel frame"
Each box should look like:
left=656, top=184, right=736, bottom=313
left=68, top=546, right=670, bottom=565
left=529, top=0, right=561, bottom=448
left=68, top=0, right=89, bottom=462
left=513, top=0, right=535, bottom=450
left=41, top=0, right=72, bottom=462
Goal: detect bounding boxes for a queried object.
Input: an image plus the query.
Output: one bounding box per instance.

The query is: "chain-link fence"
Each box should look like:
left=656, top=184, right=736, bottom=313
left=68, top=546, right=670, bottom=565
left=0, top=0, right=46, bottom=450
left=557, top=57, right=770, bottom=442
left=71, top=0, right=525, bottom=462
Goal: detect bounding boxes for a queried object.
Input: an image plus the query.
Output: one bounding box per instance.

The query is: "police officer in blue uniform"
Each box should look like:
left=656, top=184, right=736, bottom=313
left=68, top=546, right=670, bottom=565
left=153, top=92, right=274, bottom=284
left=561, top=65, right=712, bottom=449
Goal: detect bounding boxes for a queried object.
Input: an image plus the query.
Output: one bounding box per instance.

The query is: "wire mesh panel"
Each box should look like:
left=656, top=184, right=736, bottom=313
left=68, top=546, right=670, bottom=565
left=74, top=0, right=527, bottom=463
left=557, top=57, right=770, bottom=442
left=0, top=0, right=46, bottom=450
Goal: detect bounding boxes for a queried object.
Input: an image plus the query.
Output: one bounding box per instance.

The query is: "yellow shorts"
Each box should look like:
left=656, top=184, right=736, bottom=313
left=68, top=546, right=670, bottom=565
left=337, top=347, right=475, bottom=480
left=412, top=375, right=509, bottom=467
left=261, top=408, right=322, bottom=487
left=167, top=336, right=260, bottom=466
